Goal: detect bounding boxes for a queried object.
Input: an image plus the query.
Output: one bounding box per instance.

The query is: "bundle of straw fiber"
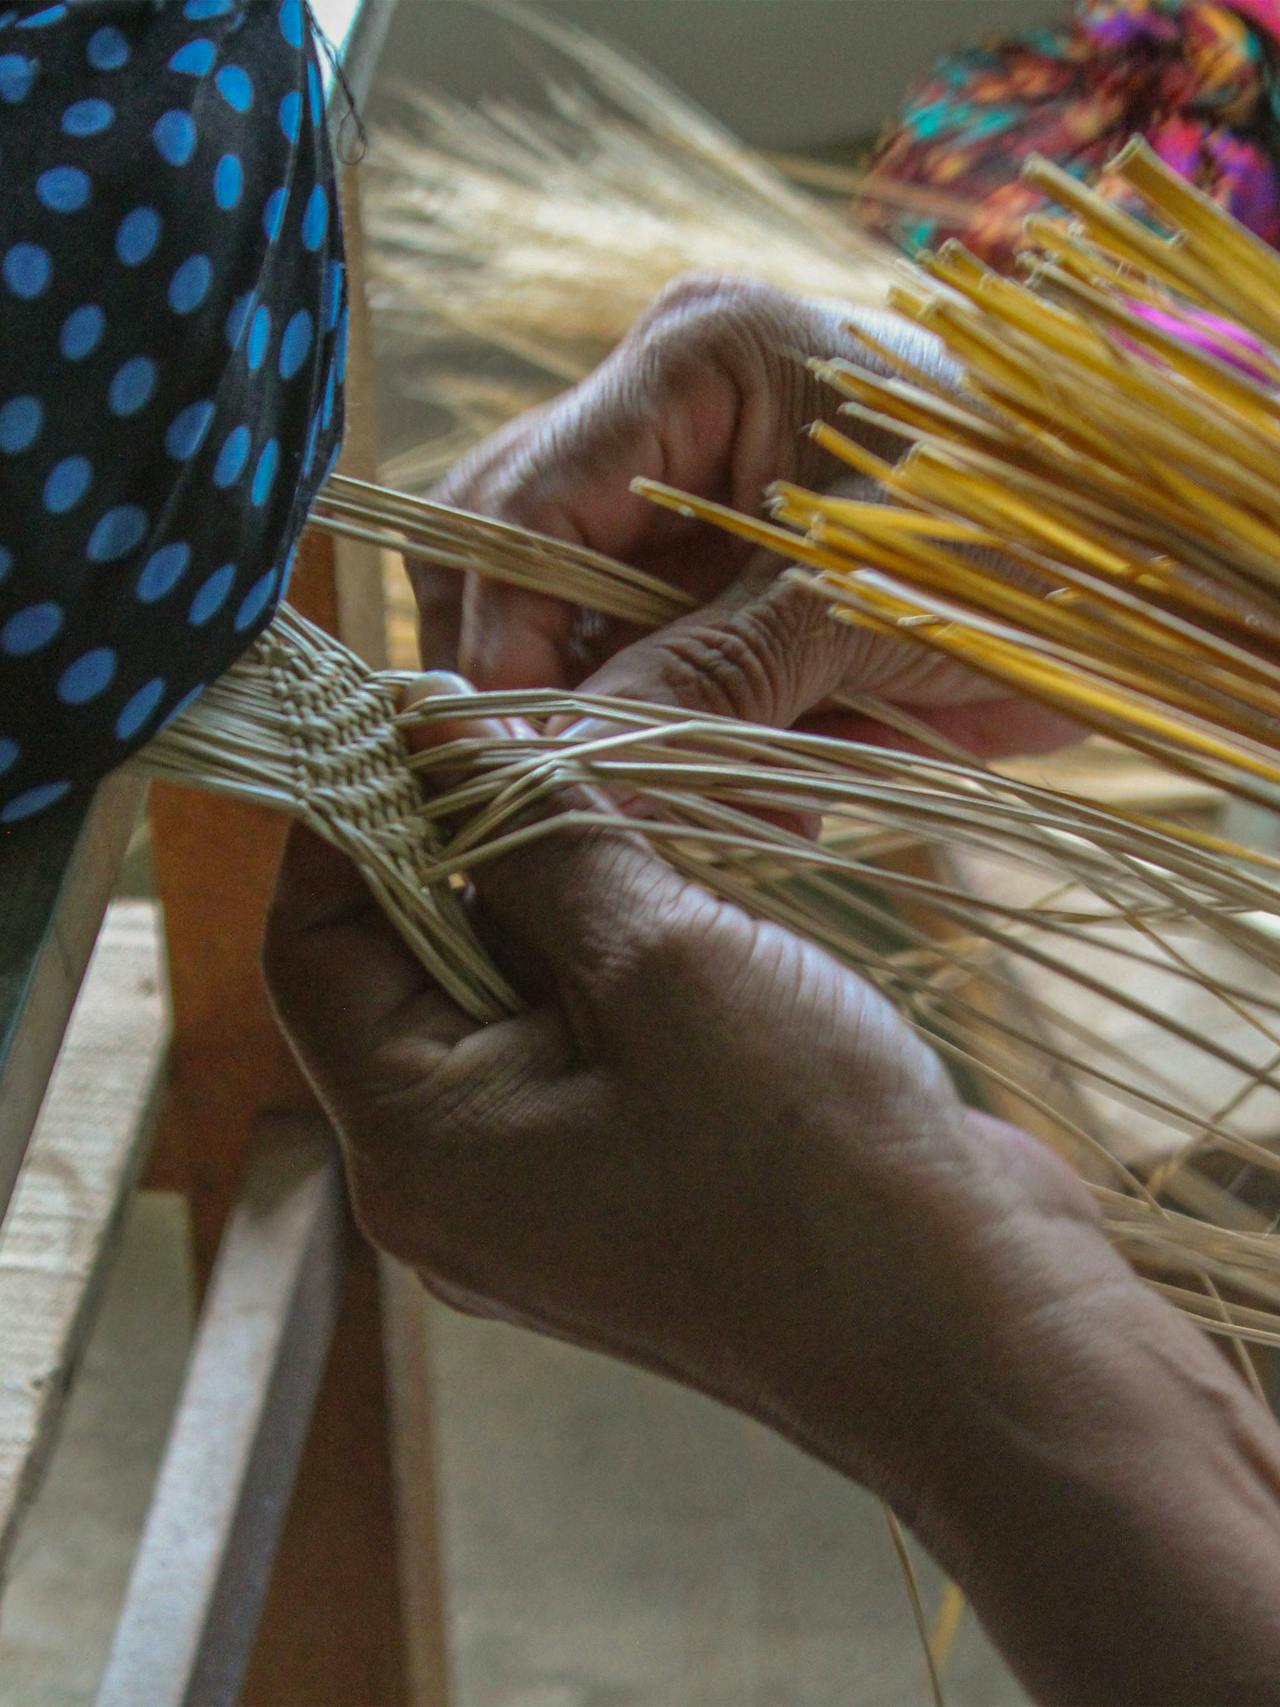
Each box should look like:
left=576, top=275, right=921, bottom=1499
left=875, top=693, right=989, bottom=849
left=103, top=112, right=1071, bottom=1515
left=364, top=1, right=897, bottom=484
left=141, top=140, right=1280, bottom=1359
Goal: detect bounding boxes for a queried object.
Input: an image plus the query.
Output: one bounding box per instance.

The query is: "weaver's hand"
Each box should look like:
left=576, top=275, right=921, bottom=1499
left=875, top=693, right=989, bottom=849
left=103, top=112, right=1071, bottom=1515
left=411, top=275, right=1074, bottom=756
left=266, top=673, right=1096, bottom=1474
left=267, top=678, right=1280, bottom=1707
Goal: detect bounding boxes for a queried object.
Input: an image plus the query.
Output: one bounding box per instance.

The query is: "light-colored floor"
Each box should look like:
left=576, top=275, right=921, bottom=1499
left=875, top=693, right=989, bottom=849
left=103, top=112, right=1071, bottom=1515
left=0, top=1191, right=1025, bottom=1707
left=0, top=1194, right=193, bottom=1707
left=429, top=1304, right=1025, bottom=1707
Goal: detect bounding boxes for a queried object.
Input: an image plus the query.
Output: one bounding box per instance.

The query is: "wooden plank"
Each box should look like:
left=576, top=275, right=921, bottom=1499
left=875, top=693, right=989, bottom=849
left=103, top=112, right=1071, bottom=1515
left=0, top=901, right=168, bottom=1584
left=144, top=751, right=321, bottom=1276
left=0, top=774, right=143, bottom=1234
left=95, top=1116, right=347, bottom=1707
left=380, top=1257, right=453, bottom=1706
left=242, top=1238, right=410, bottom=1707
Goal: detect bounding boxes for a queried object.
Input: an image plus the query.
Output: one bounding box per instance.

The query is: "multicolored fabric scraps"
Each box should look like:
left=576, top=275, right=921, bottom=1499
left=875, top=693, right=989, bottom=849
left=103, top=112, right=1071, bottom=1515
left=856, top=0, right=1280, bottom=266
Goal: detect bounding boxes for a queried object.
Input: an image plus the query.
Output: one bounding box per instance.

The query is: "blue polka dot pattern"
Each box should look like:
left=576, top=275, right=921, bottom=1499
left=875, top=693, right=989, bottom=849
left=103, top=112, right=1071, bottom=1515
left=189, top=563, right=235, bottom=624
left=279, top=308, right=312, bottom=379
left=0, top=0, right=345, bottom=825
left=3, top=242, right=51, bottom=297
left=234, top=568, right=277, bottom=631
left=0, top=54, right=36, bottom=102
left=247, top=304, right=271, bottom=371
left=36, top=166, right=91, bottom=213
left=153, top=109, right=197, bottom=167
left=213, top=425, right=250, bottom=486
left=225, top=292, right=254, bottom=348
left=169, top=37, right=215, bottom=75
left=1, top=782, right=71, bottom=824
left=165, top=400, right=215, bottom=460
left=116, top=207, right=161, bottom=265
left=251, top=439, right=279, bottom=506
left=278, top=89, right=301, bottom=142
left=87, top=505, right=149, bottom=563
left=137, top=542, right=190, bottom=602
left=43, top=456, right=91, bottom=513
left=301, top=184, right=327, bottom=251
left=2, top=601, right=61, bottom=655
left=60, top=304, right=104, bottom=360
left=87, top=25, right=128, bottom=69
left=108, top=357, right=157, bottom=417
left=279, top=542, right=299, bottom=595
left=262, top=187, right=287, bottom=241
left=164, top=683, right=206, bottom=726
left=62, top=97, right=113, bottom=136
left=58, top=646, right=116, bottom=704
left=214, top=64, right=252, bottom=111
left=279, top=0, right=303, bottom=50
left=169, top=254, right=212, bottom=314
left=213, top=153, right=243, bottom=210
left=324, top=260, right=344, bottom=332
left=0, top=396, right=42, bottom=454
left=18, top=5, right=66, bottom=28
left=115, top=677, right=165, bottom=740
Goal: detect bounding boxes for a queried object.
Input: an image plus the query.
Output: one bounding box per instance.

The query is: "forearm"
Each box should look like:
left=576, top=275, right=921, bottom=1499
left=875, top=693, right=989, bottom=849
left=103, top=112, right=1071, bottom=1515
left=742, top=1097, right=1280, bottom=1705
left=884, top=1207, right=1280, bottom=1705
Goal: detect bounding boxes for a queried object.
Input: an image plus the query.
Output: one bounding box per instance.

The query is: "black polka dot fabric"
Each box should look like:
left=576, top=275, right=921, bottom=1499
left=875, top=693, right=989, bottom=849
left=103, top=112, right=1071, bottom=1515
left=0, top=0, right=346, bottom=826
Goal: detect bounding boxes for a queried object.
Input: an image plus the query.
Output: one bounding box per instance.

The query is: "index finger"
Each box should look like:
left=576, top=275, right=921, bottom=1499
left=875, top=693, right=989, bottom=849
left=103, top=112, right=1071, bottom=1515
left=264, top=823, right=474, bottom=1094
left=401, top=675, right=692, bottom=993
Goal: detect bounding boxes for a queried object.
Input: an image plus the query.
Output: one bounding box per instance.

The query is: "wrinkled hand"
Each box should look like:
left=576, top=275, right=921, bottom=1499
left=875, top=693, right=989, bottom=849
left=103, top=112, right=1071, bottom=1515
left=412, top=275, right=1075, bottom=757
left=265, top=677, right=1106, bottom=1499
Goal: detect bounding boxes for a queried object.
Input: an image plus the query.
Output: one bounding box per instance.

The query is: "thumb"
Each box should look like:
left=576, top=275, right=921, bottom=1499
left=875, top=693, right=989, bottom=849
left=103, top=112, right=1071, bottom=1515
left=568, top=556, right=851, bottom=733
left=400, top=673, right=690, bottom=992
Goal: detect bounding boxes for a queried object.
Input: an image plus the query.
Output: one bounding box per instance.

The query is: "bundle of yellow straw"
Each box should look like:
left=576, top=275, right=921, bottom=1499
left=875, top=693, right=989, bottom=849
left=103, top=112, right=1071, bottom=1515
left=640, top=141, right=1280, bottom=815
left=142, top=141, right=1280, bottom=1359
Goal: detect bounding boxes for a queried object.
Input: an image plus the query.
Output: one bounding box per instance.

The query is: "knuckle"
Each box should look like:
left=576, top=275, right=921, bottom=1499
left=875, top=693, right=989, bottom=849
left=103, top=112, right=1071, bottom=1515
left=649, top=580, right=843, bottom=725
left=648, top=271, right=790, bottom=327
left=655, top=618, right=783, bottom=723
left=641, top=269, right=744, bottom=325
left=633, top=274, right=799, bottom=378
left=589, top=877, right=725, bottom=1010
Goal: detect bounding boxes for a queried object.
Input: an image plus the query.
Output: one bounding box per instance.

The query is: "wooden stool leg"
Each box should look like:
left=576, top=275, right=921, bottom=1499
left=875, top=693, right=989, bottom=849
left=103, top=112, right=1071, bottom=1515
left=244, top=1238, right=410, bottom=1707
left=145, top=544, right=412, bottom=1707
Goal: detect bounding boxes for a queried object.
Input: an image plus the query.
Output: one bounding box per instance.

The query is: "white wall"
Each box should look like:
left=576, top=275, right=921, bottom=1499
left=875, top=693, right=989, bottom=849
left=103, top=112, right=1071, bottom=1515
left=376, top=0, right=1064, bottom=150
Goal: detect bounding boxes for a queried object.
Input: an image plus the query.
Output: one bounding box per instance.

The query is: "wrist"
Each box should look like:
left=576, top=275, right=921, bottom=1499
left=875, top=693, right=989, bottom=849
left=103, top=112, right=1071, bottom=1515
left=898, top=1257, right=1280, bottom=1704
left=751, top=1106, right=1116, bottom=1493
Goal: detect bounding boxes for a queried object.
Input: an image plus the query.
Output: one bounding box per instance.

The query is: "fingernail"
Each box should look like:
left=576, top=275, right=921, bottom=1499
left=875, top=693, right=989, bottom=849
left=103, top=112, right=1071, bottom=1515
left=414, top=670, right=475, bottom=698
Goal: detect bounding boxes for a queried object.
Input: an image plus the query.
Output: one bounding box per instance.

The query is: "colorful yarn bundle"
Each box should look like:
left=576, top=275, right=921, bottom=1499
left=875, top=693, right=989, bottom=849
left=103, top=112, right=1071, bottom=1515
left=858, top=0, right=1280, bottom=266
